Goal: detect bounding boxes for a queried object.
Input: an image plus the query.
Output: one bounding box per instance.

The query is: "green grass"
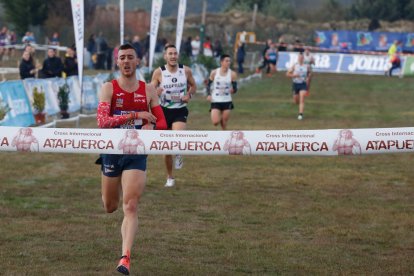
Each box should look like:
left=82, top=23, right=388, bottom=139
left=0, top=73, right=413, bottom=275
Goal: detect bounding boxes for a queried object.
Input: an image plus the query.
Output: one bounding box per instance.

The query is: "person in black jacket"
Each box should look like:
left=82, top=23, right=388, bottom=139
left=41, top=48, right=63, bottom=78
left=19, top=51, right=38, bottom=79
left=63, top=46, right=78, bottom=77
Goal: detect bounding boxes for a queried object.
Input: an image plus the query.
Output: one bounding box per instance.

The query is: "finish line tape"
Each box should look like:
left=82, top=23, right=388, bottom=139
left=0, top=126, right=413, bottom=156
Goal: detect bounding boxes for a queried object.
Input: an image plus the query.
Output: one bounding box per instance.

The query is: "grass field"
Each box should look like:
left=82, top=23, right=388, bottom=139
left=0, top=72, right=413, bottom=275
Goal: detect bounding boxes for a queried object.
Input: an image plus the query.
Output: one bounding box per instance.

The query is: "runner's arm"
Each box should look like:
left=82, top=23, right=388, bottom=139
left=206, top=69, right=216, bottom=96
left=97, top=82, right=137, bottom=128
left=185, top=66, right=197, bottom=96
left=147, top=83, right=167, bottom=130
left=231, top=71, right=238, bottom=94
left=150, top=68, right=163, bottom=96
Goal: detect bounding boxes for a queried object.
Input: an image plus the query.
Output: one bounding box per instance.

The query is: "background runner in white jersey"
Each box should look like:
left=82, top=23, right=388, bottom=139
left=207, top=54, right=238, bottom=130
left=286, top=53, right=311, bottom=120
left=151, top=44, right=197, bottom=187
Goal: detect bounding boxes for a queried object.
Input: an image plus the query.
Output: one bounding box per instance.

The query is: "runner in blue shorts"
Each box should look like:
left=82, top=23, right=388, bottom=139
left=96, top=43, right=167, bottom=275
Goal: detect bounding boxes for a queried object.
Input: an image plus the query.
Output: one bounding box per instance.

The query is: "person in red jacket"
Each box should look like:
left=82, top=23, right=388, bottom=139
left=96, top=43, right=167, bottom=275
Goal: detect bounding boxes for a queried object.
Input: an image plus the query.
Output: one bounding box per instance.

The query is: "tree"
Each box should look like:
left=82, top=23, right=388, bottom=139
left=349, top=0, right=414, bottom=22
left=226, top=0, right=295, bottom=19
left=226, top=0, right=268, bottom=11
left=0, top=0, right=48, bottom=35
left=265, top=0, right=295, bottom=20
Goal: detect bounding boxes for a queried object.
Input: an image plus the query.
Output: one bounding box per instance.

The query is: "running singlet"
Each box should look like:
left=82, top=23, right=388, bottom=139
left=110, top=79, right=149, bottom=129
left=266, top=48, right=277, bottom=61
left=292, top=63, right=309, bottom=84
left=211, top=68, right=232, bottom=103
left=159, top=64, right=187, bottom=109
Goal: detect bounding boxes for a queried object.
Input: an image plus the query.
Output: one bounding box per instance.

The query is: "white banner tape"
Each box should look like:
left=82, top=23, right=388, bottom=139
left=0, top=127, right=413, bottom=156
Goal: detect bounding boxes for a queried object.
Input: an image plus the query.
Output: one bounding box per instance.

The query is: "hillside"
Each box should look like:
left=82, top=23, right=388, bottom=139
left=103, top=0, right=356, bottom=16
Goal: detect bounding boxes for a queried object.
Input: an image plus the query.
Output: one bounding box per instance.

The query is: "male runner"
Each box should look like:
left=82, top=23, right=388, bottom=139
left=264, top=42, right=278, bottom=77
left=286, top=52, right=312, bottom=120
left=206, top=54, right=238, bottom=130
left=151, top=44, right=196, bottom=187
left=303, top=47, right=315, bottom=96
left=96, top=43, right=167, bottom=275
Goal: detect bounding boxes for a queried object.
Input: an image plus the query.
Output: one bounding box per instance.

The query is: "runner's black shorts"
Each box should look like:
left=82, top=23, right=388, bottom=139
left=162, top=106, right=188, bottom=129
left=210, top=102, right=234, bottom=111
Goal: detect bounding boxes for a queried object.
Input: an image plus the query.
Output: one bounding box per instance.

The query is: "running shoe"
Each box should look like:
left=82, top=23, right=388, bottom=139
left=175, top=155, right=183, bottom=169
left=117, top=251, right=130, bottom=275
left=165, top=178, right=175, bottom=187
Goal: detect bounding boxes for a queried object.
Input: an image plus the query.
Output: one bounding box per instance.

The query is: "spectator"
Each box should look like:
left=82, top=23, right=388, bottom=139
left=191, top=35, right=201, bottom=58
left=41, top=48, right=63, bottom=78
left=213, top=39, right=223, bottom=58
left=49, top=32, right=60, bottom=46
left=19, top=51, right=38, bottom=79
left=0, top=26, right=8, bottom=60
left=277, top=36, right=287, bottom=52
left=264, top=43, right=278, bottom=76
left=87, top=34, right=97, bottom=69
left=95, top=32, right=108, bottom=70
left=182, top=36, right=192, bottom=58
left=22, top=31, right=36, bottom=44
left=256, top=39, right=271, bottom=74
left=387, top=40, right=402, bottom=77
left=293, top=37, right=304, bottom=52
left=112, top=44, right=120, bottom=71
left=203, top=36, right=213, bottom=57
left=63, top=46, right=78, bottom=77
left=236, top=41, right=245, bottom=74
left=8, top=30, right=17, bottom=58
left=131, top=35, right=143, bottom=60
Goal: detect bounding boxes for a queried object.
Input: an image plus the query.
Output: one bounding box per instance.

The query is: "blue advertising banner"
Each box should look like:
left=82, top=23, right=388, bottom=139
left=0, top=81, right=35, bottom=126
left=355, top=31, right=375, bottom=51
left=403, top=33, right=414, bottom=53
left=277, top=52, right=405, bottom=76
left=63, top=76, right=82, bottom=112
left=82, top=75, right=99, bottom=110
left=277, top=52, right=342, bottom=73
left=316, top=30, right=414, bottom=52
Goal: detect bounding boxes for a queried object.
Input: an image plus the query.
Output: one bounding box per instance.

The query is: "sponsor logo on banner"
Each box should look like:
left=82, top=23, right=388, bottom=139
left=405, top=34, right=414, bottom=47
left=12, top=128, right=40, bottom=152
left=175, top=0, right=186, bottom=53
left=313, top=54, right=331, bottom=69
left=366, top=130, right=414, bottom=152
left=150, top=132, right=221, bottom=152
left=366, top=140, right=414, bottom=151
left=347, top=55, right=389, bottom=72
left=332, top=129, right=361, bottom=155
left=357, top=32, right=373, bottom=46
left=314, top=32, right=326, bottom=45
left=224, top=131, right=251, bottom=155
left=43, top=129, right=113, bottom=150
left=257, top=132, right=328, bottom=152
left=256, top=141, right=329, bottom=152
left=71, top=0, right=84, bottom=88
left=118, top=129, right=146, bottom=154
